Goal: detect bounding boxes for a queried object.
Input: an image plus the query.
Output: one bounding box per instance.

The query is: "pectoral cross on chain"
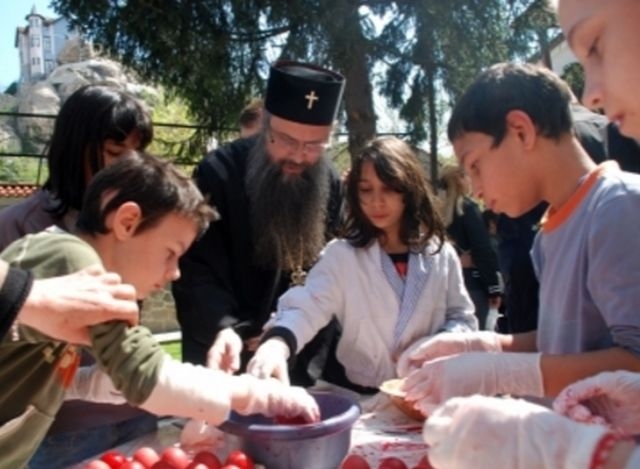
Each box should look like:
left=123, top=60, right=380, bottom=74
left=305, top=91, right=319, bottom=109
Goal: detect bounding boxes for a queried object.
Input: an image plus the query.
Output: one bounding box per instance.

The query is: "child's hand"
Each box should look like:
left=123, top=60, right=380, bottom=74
left=554, top=370, right=640, bottom=435
left=425, top=394, right=611, bottom=469
left=402, top=352, right=543, bottom=415
left=233, top=375, right=320, bottom=422
left=246, top=338, right=290, bottom=385
left=396, top=331, right=502, bottom=378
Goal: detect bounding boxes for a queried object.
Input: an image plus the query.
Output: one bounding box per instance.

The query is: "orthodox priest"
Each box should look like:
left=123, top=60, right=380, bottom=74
left=173, top=60, right=345, bottom=386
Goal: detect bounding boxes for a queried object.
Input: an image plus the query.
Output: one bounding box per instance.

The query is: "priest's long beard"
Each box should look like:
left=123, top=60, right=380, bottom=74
left=245, top=143, right=330, bottom=271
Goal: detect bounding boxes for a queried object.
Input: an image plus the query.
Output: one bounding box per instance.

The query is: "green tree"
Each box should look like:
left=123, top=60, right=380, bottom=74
left=562, top=62, right=585, bottom=101
left=377, top=0, right=512, bottom=181
left=148, top=88, right=208, bottom=168
left=52, top=0, right=267, bottom=147
left=3, top=82, right=18, bottom=96
left=508, top=0, right=559, bottom=66
left=52, top=0, right=547, bottom=175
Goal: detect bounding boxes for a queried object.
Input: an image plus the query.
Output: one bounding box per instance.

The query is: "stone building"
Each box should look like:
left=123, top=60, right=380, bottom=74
left=15, top=5, right=80, bottom=84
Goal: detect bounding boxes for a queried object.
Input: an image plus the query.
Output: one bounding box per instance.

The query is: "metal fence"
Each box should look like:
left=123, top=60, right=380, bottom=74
left=0, top=110, right=224, bottom=185
left=0, top=110, right=416, bottom=186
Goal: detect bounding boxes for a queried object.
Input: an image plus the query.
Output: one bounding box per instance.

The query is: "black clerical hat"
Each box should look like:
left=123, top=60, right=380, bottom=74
left=264, top=60, right=345, bottom=126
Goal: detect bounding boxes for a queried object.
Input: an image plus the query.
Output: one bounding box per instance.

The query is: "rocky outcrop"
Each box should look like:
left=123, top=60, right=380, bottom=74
left=56, top=37, right=95, bottom=65
left=0, top=124, right=22, bottom=153
left=0, top=94, right=21, bottom=152
left=0, top=57, right=158, bottom=153
left=16, top=82, right=60, bottom=152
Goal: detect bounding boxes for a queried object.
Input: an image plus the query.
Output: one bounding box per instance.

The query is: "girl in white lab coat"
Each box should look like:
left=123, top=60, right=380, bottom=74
left=248, top=136, right=477, bottom=391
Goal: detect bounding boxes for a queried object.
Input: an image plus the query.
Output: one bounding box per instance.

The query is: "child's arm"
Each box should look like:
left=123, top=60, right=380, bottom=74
left=541, top=347, right=640, bottom=396
left=261, top=241, right=345, bottom=356
left=396, top=311, right=537, bottom=378
left=89, top=321, right=319, bottom=423
left=246, top=242, right=348, bottom=383
left=439, top=243, right=478, bottom=332
left=140, top=356, right=320, bottom=423
left=500, top=330, right=538, bottom=352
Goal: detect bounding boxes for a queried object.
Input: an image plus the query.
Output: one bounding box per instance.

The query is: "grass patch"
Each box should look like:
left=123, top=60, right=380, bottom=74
left=160, top=340, right=182, bottom=361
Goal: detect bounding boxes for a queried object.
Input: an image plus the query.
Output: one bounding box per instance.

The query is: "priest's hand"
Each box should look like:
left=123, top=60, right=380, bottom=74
left=206, top=327, right=243, bottom=373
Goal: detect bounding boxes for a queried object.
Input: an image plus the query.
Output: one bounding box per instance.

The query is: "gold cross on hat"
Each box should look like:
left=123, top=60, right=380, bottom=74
left=305, top=90, right=319, bottom=109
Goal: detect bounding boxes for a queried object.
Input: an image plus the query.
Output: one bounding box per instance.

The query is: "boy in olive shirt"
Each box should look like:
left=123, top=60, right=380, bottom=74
left=0, top=153, right=319, bottom=467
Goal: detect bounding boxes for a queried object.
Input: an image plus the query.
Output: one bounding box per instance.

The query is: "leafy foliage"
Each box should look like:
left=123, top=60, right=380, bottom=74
left=3, top=82, right=18, bottom=96
left=561, top=62, right=585, bottom=101
left=52, top=0, right=268, bottom=134
left=147, top=88, right=211, bottom=166
left=507, top=0, right=559, bottom=64
left=0, top=157, right=44, bottom=184
left=51, top=0, right=553, bottom=178
left=376, top=0, right=514, bottom=180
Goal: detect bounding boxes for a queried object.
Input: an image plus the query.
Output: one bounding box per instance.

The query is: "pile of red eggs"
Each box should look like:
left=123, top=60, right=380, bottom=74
left=83, top=447, right=256, bottom=469
left=341, top=454, right=433, bottom=469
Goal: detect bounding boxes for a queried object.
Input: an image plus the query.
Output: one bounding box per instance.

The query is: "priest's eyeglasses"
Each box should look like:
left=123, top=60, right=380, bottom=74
left=267, top=127, right=329, bottom=156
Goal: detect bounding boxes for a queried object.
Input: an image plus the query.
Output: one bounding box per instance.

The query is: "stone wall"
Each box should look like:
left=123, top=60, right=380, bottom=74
left=140, top=286, right=180, bottom=333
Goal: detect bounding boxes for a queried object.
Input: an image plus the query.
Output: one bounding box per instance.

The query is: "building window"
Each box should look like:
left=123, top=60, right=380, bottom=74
left=43, top=36, right=51, bottom=53
left=30, top=35, right=40, bottom=47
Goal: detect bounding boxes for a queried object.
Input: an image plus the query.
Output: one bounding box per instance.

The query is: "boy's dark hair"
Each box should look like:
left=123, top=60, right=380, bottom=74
left=448, top=63, right=574, bottom=147
left=239, top=98, right=264, bottom=128
left=76, top=152, right=217, bottom=237
left=342, top=137, right=446, bottom=253
left=44, top=84, right=154, bottom=217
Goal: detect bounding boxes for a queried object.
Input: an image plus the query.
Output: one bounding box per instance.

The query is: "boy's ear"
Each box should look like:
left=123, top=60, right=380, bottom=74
left=111, top=202, right=142, bottom=240
left=505, top=110, right=537, bottom=150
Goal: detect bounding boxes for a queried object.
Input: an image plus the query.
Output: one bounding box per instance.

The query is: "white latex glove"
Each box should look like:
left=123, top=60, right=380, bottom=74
left=140, top=355, right=319, bottom=424
left=141, top=354, right=236, bottom=424
left=66, top=364, right=126, bottom=404
left=180, top=419, right=225, bottom=452
left=553, top=370, right=640, bottom=435
left=206, top=327, right=243, bottom=373
left=403, top=352, right=543, bottom=415
left=424, top=395, right=611, bottom=469
left=233, top=374, right=320, bottom=422
left=396, top=331, right=502, bottom=378
left=246, top=338, right=290, bottom=385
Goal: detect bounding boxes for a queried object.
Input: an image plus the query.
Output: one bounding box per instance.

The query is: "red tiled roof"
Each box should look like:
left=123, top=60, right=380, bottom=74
left=0, top=184, right=40, bottom=198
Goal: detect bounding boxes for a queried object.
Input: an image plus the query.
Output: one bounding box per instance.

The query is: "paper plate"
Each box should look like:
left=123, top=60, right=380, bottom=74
left=379, top=379, right=425, bottom=421
left=379, top=378, right=407, bottom=398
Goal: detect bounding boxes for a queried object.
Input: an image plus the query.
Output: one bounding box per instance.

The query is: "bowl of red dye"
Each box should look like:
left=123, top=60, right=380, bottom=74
left=219, top=391, right=360, bottom=469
